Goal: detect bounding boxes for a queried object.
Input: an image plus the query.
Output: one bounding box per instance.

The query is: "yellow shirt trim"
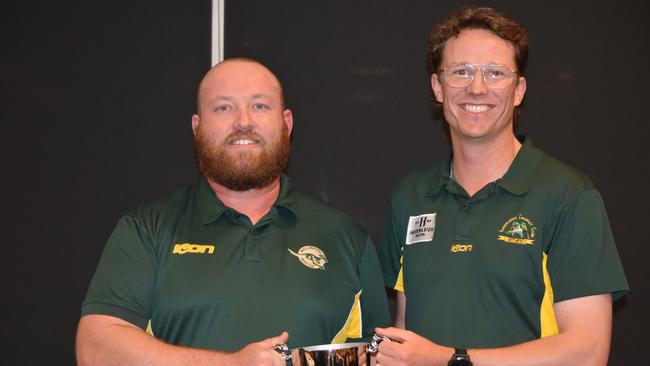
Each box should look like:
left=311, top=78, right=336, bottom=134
left=331, top=290, right=363, bottom=343
left=394, top=255, right=404, bottom=292
left=540, top=253, right=559, bottom=337
left=145, top=319, right=154, bottom=336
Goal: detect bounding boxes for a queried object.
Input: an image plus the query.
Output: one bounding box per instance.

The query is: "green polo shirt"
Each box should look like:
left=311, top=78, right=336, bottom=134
left=379, top=137, right=628, bottom=349
left=82, top=175, right=389, bottom=351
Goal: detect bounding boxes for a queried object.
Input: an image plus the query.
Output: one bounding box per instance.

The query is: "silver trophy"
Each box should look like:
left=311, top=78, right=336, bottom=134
left=274, top=335, right=391, bottom=366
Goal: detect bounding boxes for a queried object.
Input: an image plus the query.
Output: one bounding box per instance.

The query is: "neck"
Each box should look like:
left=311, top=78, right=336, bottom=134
left=207, top=177, right=282, bottom=225
left=450, top=133, right=521, bottom=197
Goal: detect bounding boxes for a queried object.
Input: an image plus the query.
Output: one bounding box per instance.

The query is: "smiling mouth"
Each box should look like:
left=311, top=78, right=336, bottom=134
left=461, top=104, right=493, bottom=113
left=227, top=133, right=262, bottom=145
left=230, top=138, right=259, bottom=145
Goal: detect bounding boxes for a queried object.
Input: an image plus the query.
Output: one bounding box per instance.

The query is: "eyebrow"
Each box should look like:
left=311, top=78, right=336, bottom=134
left=448, top=62, right=510, bottom=67
left=209, top=96, right=235, bottom=103
left=209, top=94, right=274, bottom=103
left=250, top=94, right=274, bottom=100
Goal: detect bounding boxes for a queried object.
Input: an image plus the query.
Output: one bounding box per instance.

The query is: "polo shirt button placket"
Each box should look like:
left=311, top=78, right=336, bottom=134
left=245, top=228, right=262, bottom=262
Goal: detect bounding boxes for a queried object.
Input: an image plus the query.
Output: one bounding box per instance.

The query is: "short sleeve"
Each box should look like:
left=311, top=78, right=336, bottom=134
left=359, top=236, right=391, bottom=337
left=378, top=202, right=404, bottom=291
left=81, top=215, right=157, bottom=329
left=546, top=189, right=629, bottom=302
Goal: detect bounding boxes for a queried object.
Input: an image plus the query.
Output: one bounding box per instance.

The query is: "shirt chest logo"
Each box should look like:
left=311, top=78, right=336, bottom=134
left=172, top=243, right=215, bottom=254
left=288, top=245, right=328, bottom=270
left=497, top=214, right=536, bottom=245
left=405, top=213, right=436, bottom=245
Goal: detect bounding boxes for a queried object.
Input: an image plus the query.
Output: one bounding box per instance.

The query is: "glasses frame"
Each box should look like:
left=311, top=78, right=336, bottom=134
left=438, top=63, right=519, bottom=89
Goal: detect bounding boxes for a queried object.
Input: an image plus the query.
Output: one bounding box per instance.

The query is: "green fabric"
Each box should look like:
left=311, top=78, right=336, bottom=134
left=379, top=136, right=629, bottom=349
left=82, top=175, right=389, bottom=351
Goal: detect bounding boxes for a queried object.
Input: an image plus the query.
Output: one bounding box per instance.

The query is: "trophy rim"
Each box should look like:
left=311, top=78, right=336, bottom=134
left=299, top=342, right=368, bottom=352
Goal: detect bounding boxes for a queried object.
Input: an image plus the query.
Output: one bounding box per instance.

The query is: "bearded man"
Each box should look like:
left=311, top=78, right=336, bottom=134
left=76, top=58, right=389, bottom=366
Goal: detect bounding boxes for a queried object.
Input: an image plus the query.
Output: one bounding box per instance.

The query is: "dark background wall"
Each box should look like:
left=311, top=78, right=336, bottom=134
left=2, top=0, right=648, bottom=365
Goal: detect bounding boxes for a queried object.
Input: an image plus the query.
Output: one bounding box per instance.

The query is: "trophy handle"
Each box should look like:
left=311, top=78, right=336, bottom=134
left=273, top=342, right=292, bottom=360
left=366, top=334, right=391, bottom=353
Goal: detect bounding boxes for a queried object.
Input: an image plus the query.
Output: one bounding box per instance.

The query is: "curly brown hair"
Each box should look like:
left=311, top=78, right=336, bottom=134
left=428, top=7, right=528, bottom=77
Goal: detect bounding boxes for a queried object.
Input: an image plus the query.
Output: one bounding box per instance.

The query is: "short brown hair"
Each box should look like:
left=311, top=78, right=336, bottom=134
left=428, top=7, right=528, bottom=77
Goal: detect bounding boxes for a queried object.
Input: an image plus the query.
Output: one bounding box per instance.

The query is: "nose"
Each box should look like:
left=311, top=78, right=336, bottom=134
left=233, top=107, right=253, bottom=131
left=467, top=70, right=489, bottom=95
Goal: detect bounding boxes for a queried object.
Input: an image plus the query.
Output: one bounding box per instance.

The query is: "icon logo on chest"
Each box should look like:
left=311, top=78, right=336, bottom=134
left=288, top=245, right=328, bottom=270
left=172, top=243, right=215, bottom=254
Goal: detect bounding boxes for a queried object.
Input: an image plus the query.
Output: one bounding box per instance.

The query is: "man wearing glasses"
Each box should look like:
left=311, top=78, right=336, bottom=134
left=374, top=7, right=628, bottom=366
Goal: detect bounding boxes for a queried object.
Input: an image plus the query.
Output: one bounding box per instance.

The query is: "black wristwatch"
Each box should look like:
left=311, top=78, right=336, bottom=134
left=448, top=348, right=472, bottom=366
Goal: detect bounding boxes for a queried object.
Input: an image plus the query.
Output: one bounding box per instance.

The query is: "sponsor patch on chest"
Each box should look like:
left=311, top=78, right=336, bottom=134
left=405, top=213, right=436, bottom=244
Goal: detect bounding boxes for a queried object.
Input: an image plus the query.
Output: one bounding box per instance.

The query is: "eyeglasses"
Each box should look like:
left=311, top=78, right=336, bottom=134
left=438, top=64, right=518, bottom=89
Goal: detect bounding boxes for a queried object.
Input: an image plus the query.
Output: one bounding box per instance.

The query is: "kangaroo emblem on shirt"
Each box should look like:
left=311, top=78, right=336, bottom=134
left=288, top=245, right=328, bottom=270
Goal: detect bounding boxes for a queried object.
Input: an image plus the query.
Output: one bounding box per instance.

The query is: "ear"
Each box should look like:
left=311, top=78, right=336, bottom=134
left=513, top=76, right=527, bottom=106
left=191, top=114, right=200, bottom=135
left=283, top=109, right=294, bottom=135
left=431, top=73, right=444, bottom=103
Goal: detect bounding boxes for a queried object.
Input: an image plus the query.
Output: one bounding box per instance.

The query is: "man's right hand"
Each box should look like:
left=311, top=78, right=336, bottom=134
left=228, top=332, right=289, bottom=366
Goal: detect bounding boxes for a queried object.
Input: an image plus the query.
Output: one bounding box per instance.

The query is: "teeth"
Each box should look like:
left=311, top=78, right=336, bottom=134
left=464, top=104, right=490, bottom=113
left=231, top=139, right=257, bottom=145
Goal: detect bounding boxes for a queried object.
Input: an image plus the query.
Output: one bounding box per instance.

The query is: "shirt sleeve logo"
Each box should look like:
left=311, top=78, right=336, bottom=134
left=405, top=213, right=436, bottom=245
left=497, top=214, right=536, bottom=245
left=288, top=245, right=328, bottom=270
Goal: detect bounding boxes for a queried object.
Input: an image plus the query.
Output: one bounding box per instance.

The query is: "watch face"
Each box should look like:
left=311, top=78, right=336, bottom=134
left=449, top=356, right=472, bottom=366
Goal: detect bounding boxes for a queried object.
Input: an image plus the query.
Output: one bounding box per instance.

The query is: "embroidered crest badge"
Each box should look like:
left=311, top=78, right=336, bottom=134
left=288, top=245, right=328, bottom=270
left=497, top=214, right=536, bottom=245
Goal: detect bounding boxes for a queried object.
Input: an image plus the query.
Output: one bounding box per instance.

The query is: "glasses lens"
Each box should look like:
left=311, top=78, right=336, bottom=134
left=483, top=65, right=515, bottom=89
left=445, top=65, right=474, bottom=88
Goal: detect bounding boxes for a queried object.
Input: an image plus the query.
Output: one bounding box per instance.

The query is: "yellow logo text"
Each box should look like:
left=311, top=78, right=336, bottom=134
left=172, top=243, right=215, bottom=255
left=497, top=236, right=534, bottom=245
left=450, top=244, right=473, bottom=253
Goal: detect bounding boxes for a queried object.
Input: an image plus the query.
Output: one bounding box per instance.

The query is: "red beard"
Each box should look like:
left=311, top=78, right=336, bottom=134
left=194, top=124, right=290, bottom=191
